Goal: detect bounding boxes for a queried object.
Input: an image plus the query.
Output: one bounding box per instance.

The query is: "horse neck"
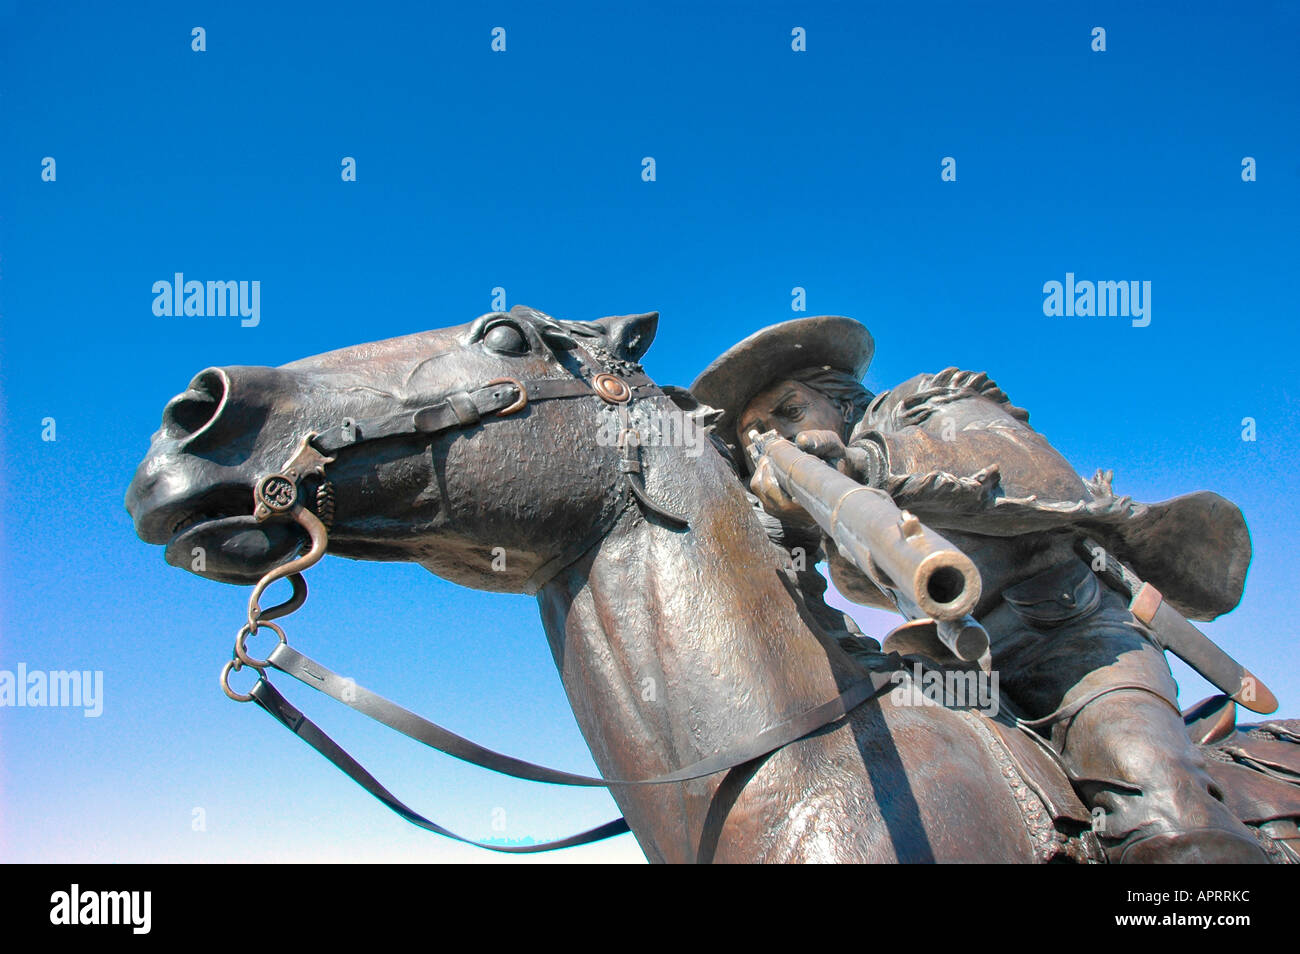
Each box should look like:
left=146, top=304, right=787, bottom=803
left=536, top=443, right=857, bottom=806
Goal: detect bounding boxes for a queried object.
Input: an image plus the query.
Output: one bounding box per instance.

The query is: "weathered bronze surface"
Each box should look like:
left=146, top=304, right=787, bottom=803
left=125, top=306, right=1300, bottom=863
left=743, top=428, right=990, bottom=664
left=693, top=314, right=1299, bottom=863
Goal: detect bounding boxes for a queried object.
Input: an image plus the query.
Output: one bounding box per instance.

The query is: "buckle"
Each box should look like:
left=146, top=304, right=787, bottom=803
left=486, top=377, right=527, bottom=416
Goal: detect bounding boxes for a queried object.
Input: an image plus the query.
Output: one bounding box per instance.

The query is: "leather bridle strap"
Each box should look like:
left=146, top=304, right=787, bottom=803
left=253, top=367, right=677, bottom=607
left=249, top=679, right=631, bottom=853
left=262, top=642, right=892, bottom=786
left=312, top=376, right=662, bottom=454
left=247, top=643, right=896, bottom=847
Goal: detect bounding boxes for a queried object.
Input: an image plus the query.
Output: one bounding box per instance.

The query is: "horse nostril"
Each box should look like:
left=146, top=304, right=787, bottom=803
left=162, top=368, right=230, bottom=442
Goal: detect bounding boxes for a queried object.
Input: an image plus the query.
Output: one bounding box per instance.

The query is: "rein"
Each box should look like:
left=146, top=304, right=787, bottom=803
left=218, top=347, right=894, bottom=854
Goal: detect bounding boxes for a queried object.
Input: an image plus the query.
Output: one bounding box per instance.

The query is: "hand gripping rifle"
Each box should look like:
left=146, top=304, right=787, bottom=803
left=747, top=429, right=989, bottom=663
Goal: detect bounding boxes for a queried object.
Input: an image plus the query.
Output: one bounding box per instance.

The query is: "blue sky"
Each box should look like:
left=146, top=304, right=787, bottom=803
left=2, top=1, right=1298, bottom=862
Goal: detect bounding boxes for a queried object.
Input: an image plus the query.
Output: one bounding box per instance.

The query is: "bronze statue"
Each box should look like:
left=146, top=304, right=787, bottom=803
left=124, top=306, right=1300, bottom=862
left=692, top=314, right=1294, bottom=862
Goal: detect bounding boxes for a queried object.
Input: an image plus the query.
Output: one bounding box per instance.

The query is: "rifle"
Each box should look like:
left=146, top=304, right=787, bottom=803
left=747, top=429, right=988, bottom=662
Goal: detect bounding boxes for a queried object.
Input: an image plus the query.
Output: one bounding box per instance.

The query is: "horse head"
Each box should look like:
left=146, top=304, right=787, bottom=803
left=125, top=306, right=664, bottom=593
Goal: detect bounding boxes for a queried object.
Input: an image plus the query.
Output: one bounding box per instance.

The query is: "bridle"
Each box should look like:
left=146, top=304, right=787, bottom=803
left=216, top=338, right=897, bottom=855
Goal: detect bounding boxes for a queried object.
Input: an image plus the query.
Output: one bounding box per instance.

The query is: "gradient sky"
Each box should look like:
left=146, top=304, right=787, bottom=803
left=2, top=1, right=1298, bottom=863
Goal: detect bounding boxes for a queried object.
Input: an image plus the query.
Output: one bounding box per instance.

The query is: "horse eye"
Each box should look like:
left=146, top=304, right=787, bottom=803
left=483, top=322, right=530, bottom=355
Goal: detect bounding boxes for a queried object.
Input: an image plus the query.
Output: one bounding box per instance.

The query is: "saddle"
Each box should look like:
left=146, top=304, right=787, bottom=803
left=864, top=639, right=1300, bottom=862
left=944, top=690, right=1300, bottom=862
left=1003, top=692, right=1300, bottom=861
left=1184, top=694, right=1300, bottom=855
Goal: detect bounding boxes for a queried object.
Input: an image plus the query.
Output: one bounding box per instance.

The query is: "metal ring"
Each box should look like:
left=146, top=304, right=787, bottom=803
left=234, top=619, right=288, bottom=669
left=221, top=659, right=259, bottom=703
left=593, top=373, right=631, bottom=404
left=486, top=377, right=527, bottom=416
left=829, top=485, right=884, bottom=531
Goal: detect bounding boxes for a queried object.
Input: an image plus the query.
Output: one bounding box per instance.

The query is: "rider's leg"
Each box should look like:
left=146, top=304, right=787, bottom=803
left=984, top=561, right=1268, bottom=863
left=1052, top=673, right=1268, bottom=863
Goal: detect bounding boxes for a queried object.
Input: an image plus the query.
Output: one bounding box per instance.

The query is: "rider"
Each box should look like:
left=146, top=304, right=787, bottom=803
left=691, top=315, right=1270, bottom=864
left=676, top=318, right=884, bottom=661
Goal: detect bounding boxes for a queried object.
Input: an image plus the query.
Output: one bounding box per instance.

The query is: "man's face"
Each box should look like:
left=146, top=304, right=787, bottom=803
left=737, top=379, right=843, bottom=457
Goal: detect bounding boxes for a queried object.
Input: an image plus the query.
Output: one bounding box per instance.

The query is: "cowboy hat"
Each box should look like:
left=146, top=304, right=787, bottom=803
left=690, top=315, right=875, bottom=448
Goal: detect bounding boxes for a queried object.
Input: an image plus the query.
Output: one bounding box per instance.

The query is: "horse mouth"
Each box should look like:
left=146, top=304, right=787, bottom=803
left=160, top=493, right=309, bottom=585
left=169, top=508, right=232, bottom=538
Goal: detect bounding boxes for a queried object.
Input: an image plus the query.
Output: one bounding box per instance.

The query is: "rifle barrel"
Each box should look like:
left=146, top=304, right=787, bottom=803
left=755, top=432, right=982, bottom=623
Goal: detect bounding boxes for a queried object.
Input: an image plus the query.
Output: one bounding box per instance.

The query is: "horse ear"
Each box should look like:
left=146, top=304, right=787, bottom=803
left=597, top=311, right=658, bottom=362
